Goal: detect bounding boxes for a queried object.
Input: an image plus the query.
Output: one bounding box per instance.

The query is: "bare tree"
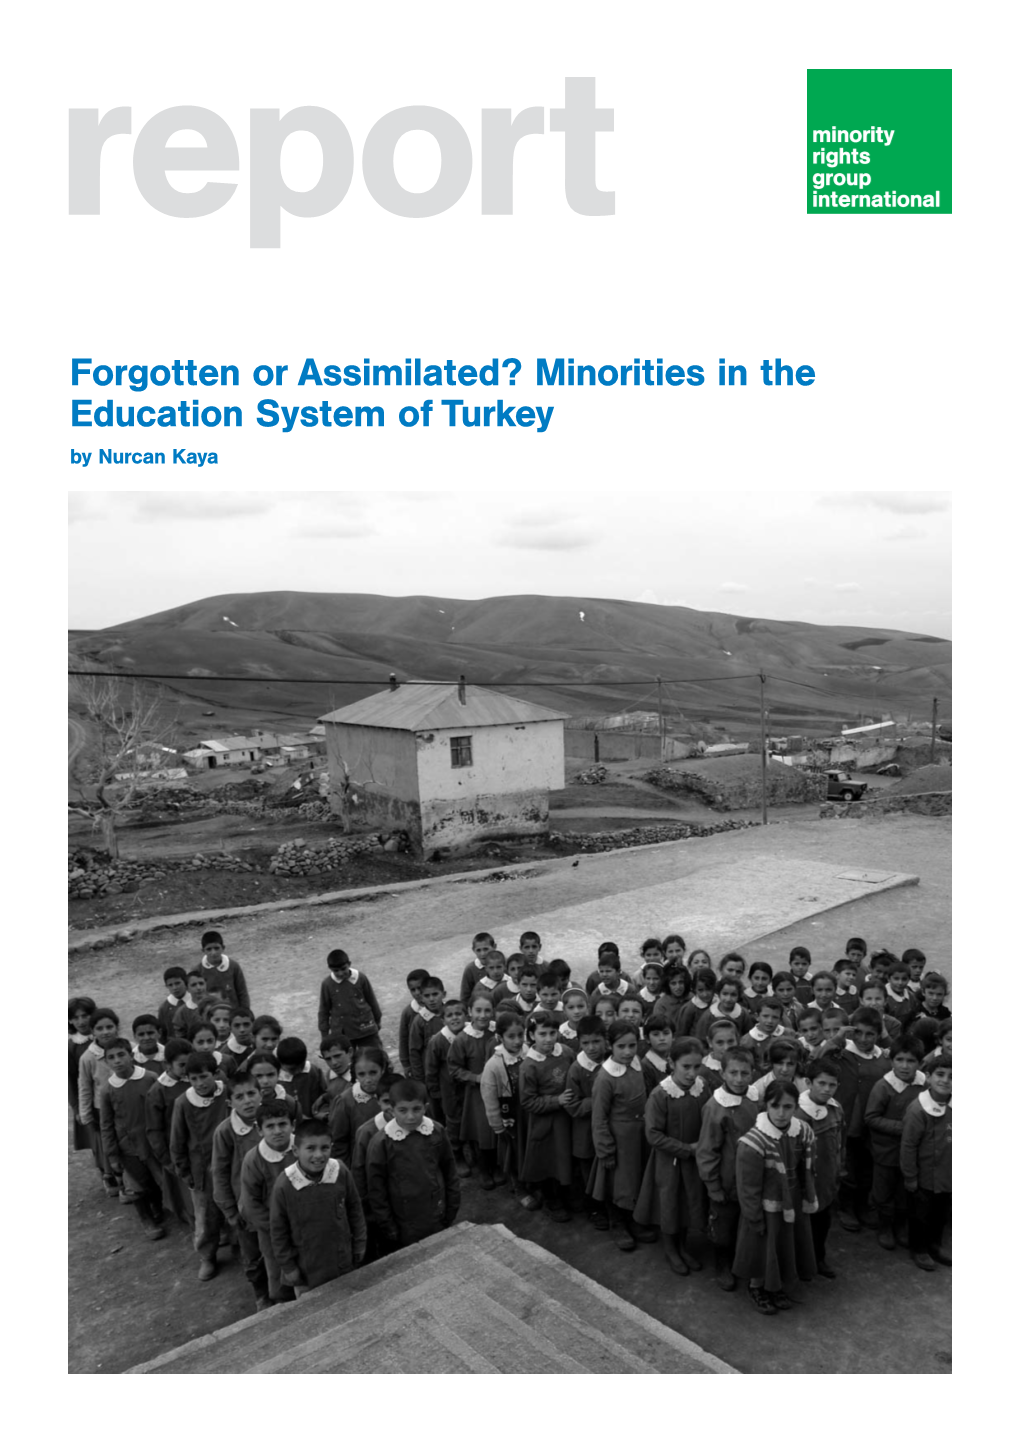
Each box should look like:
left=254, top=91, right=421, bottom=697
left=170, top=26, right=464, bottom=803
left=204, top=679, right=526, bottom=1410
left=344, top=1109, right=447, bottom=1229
left=68, top=669, right=179, bottom=858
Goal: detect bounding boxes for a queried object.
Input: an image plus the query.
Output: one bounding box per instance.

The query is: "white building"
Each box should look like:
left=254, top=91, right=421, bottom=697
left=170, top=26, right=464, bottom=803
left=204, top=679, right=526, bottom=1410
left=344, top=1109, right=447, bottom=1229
left=319, top=680, right=567, bottom=856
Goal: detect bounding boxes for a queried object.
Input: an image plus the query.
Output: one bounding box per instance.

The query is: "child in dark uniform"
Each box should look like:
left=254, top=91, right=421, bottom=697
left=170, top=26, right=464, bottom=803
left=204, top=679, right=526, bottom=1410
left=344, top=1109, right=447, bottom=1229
left=269, top=1118, right=366, bottom=1295
left=365, top=1079, right=460, bottom=1250
left=563, top=1017, right=608, bottom=1222
left=589, top=1020, right=655, bottom=1252
left=448, top=993, right=499, bottom=1186
left=695, top=1046, right=757, bottom=1291
left=328, top=1045, right=387, bottom=1164
left=795, top=1056, right=845, bottom=1278
left=519, top=1010, right=574, bottom=1220
left=635, top=1037, right=710, bottom=1275
left=69, top=997, right=96, bottom=1154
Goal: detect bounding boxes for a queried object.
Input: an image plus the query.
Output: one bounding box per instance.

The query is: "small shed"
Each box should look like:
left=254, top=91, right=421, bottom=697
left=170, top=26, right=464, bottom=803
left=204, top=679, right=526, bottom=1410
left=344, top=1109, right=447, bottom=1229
left=319, top=681, right=568, bottom=856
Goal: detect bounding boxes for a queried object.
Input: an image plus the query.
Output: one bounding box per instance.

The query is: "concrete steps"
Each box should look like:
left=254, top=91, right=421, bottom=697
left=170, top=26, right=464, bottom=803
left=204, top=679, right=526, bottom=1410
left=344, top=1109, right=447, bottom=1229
left=131, top=1222, right=735, bottom=1374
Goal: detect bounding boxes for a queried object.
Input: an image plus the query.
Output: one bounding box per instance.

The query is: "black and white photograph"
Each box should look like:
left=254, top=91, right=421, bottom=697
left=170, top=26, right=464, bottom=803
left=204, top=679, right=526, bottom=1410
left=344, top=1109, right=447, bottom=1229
left=67, top=489, right=952, bottom=1375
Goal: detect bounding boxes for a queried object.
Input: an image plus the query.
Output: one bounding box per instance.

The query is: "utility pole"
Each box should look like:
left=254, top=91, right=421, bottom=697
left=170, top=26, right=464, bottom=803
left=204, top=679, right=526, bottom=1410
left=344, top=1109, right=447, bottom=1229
left=930, top=697, right=938, bottom=763
left=657, top=676, right=665, bottom=761
left=759, top=672, right=768, bottom=826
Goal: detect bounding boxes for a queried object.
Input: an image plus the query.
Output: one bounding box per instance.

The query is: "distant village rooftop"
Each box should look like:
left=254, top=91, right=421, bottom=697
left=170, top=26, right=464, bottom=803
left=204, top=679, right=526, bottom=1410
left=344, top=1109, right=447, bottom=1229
left=319, top=681, right=570, bottom=732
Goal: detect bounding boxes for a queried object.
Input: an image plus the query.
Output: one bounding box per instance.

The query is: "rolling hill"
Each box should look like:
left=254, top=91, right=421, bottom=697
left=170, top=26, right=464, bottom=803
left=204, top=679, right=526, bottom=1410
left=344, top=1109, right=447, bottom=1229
left=68, top=591, right=951, bottom=740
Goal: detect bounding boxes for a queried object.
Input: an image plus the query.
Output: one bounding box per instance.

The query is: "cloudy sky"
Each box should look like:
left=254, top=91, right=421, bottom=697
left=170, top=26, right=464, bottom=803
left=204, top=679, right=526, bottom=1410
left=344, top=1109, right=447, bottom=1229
left=68, top=490, right=951, bottom=635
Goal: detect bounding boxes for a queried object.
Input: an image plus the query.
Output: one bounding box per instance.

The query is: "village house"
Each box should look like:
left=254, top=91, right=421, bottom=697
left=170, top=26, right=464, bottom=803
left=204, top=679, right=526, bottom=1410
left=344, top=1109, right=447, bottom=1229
left=319, top=679, right=567, bottom=857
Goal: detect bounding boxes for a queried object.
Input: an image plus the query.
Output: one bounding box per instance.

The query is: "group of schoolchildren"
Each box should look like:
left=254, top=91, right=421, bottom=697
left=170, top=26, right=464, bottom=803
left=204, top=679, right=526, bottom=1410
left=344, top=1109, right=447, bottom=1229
left=70, top=924, right=952, bottom=1319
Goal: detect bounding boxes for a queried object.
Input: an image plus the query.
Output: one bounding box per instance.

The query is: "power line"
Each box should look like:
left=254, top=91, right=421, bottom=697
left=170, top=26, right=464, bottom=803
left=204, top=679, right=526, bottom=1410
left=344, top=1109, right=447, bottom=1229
left=68, top=670, right=766, bottom=687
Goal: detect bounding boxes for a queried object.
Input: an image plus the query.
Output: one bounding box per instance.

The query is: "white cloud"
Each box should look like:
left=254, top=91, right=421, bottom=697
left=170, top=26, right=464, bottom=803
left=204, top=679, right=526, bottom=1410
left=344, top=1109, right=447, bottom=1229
left=833, top=582, right=862, bottom=593
left=496, top=523, right=598, bottom=552
left=133, top=493, right=277, bottom=521
left=885, top=525, right=926, bottom=542
left=718, top=581, right=750, bottom=594
left=290, top=522, right=377, bottom=539
left=818, top=491, right=949, bottom=516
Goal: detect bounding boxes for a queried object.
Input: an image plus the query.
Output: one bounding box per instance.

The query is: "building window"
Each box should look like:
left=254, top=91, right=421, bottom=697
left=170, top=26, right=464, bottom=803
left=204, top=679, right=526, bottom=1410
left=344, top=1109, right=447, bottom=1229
left=450, top=735, right=473, bottom=768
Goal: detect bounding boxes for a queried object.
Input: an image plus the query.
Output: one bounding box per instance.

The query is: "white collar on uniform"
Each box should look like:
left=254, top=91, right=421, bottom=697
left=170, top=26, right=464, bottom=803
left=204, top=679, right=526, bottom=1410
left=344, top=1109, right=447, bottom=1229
left=747, top=1025, right=769, bottom=1042
left=464, top=1022, right=494, bottom=1039
left=596, top=980, right=624, bottom=996
left=798, top=1094, right=828, bottom=1121
left=258, top=1139, right=292, bottom=1163
left=661, top=1074, right=704, bottom=1100
left=287, top=1158, right=340, bottom=1188
left=712, top=1086, right=746, bottom=1108
left=710, top=1000, right=743, bottom=1021
left=351, top=1081, right=374, bottom=1104
left=330, top=968, right=360, bottom=984
left=919, top=1089, right=951, bottom=1116
left=133, top=1044, right=164, bottom=1064
left=411, top=998, right=429, bottom=1017
left=515, top=995, right=534, bottom=1012
left=559, top=1023, right=578, bottom=1039
left=886, top=984, right=909, bottom=1000
left=602, top=1057, right=642, bottom=1077
left=440, top=1026, right=456, bottom=1043
left=157, top=1071, right=181, bottom=1088
left=166, top=992, right=185, bottom=1006
left=203, top=956, right=230, bottom=972
left=384, top=1115, right=435, bottom=1141
left=69, top=1030, right=91, bottom=1045
left=702, top=1054, right=722, bottom=1072
left=226, top=1035, right=250, bottom=1055
left=478, top=976, right=497, bottom=989
left=186, top=1080, right=225, bottom=1106
left=638, top=986, right=658, bottom=1004
left=691, top=995, right=709, bottom=1010
left=504, top=978, right=520, bottom=994
left=494, top=1045, right=522, bottom=1065
left=230, top=1110, right=255, bottom=1135
left=883, top=1069, right=925, bottom=1093
left=576, top=1051, right=600, bottom=1072
left=525, top=1044, right=564, bottom=1062
left=279, top=1061, right=311, bottom=1081
left=755, top=1113, right=802, bottom=1141
left=644, top=1050, right=668, bottom=1072
left=845, top=1039, right=883, bottom=1060
left=86, top=1040, right=105, bottom=1059
left=108, top=1067, right=147, bottom=1088
left=182, top=996, right=198, bottom=1010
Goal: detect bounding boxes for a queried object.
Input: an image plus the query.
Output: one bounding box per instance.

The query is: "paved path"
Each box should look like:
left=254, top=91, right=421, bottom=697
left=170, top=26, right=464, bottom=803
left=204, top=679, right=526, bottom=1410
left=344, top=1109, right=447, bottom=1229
left=131, top=1223, right=735, bottom=1375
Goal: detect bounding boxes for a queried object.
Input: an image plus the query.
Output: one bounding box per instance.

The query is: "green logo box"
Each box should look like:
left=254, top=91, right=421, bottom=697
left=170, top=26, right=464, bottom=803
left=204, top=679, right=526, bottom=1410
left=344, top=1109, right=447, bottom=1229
left=807, top=69, right=951, bottom=214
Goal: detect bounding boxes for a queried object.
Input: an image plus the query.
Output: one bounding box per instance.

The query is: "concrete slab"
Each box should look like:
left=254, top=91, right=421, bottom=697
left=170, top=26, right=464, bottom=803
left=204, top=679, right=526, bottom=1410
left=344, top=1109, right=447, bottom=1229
left=129, top=1223, right=735, bottom=1375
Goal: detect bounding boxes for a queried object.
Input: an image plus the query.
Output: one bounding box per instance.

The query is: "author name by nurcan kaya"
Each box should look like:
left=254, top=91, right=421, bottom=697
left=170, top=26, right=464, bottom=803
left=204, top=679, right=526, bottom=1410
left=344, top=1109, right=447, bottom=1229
left=69, top=449, right=217, bottom=467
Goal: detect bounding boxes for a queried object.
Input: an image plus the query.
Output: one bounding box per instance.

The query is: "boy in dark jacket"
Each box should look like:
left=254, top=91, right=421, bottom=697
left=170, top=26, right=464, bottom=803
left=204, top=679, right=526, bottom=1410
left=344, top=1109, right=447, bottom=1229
left=864, top=1035, right=926, bottom=1251
left=365, top=1079, right=460, bottom=1248
left=239, top=1100, right=296, bottom=1303
left=211, top=1073, right=268, bottom=1308
left=317, top=948, right=382, bottom=1046
left=98, top=1036, right=165, bottom=1239
left=156, top=967, right=190, bottom=1043
left=169, top=1050, right=230, bottom=1279
left=695, top=1046, right=756, bottom=1292
left=269, top=1117, right=366, bottom=1295
left=199, top=930, right=250, bottom=1012
left=277, top=1037, right=326, bottom=1118
left=397, top=968, right=431, bottom=1074
left=144, top=1038, right=193, bottom=1223
left=901, top=1057, right=952, bottom=1271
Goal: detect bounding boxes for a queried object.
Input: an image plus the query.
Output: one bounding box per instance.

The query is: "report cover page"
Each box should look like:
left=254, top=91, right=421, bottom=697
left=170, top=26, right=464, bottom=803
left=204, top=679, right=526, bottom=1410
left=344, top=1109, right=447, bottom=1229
left=32, top=0, right=995, bottom=1395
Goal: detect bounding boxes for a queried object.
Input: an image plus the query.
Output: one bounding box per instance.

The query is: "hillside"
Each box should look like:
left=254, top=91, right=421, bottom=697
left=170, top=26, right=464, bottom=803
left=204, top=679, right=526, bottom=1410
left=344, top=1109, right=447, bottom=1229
left=68, top=591, right=951, bottom=740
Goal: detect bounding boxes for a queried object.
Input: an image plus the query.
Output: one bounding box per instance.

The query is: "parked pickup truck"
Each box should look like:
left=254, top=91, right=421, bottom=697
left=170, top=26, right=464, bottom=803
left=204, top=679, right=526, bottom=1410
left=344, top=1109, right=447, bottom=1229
left=825, top=769, right=868, bottom=801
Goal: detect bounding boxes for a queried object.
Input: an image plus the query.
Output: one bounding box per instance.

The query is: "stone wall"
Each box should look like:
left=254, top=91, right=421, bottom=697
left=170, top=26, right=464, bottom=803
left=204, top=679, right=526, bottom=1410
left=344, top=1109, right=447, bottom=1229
left=819, top=791, right=952, bottom=820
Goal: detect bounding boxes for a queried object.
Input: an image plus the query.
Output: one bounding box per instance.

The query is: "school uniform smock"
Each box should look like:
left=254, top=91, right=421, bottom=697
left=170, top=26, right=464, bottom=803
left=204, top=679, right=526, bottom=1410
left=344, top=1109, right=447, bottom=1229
left=78, top=1041, right=112, bottom=1129
left=695, top=1087, right=758, bottom=1204
left=169, top=1081, right=230, bottom=1188
left=883, top=986, right=920, bottom=1027
left=640, top=1048, right=670, bottom=1096
left=864, top=1071, right=927, bottom=1167
left=648, top=993, right=687, bottom=1031
left=366, top=1116, right=460, bottom=1246
left=900, top=1091, right=951, bottom=1193
left=280, top=1060, right=325, bottom=1120
left=351, top=1112, right=389, bottom=1212
left=99, top=1068, right=157, bottom=1166
left=635, top=986, right=662, bottom=1020
left=835, top=1040, right=889, bottom=1138
left=329, top=1081, right=382, bottom=1165
left=425, top=1027, right=460, bottom=1133
left=448, top=1023, right=496, bottom=1148
left=199, top=954, right=250, bottom=1011
left=588, top=1057, right=648, bottom=1209
left=458, top=956, right=488, bottom=1007
left=733, top=1114, right=818, bottom=1290
left=634, top=1074, right=710, bottom=1233
left=696, top=1055, right=724, bottom=1093
left=694, top=1000, right=746, bottom=1043
left=240, top=1138, right=296, bottom=1232
left=145, top=1071, right=191, bottom=1218
left=133, top=1044, right=165, bottom=1076
left=563, top=1052, right=600, bottom=1161
left=69, top=1033, right=93, bottom=1149
left=269, top=1158, right=366, bottom=1291
left=675, top=997, right=711, bottom=1037
left=398, top=999, right=427, bottom=1074
left=795, top=1094, right=845, bottom=1211
left=219, top=1036, right=254, bottom=1079
left=156, top=995, right=188, bottom=1044
left=408, top=1009, right=444, bottom=1082
left=519, top=1044, right=573, bottom=1186
left=211, top=1110, right=261, bottom=1219
left=316, top=967, right=382, bottom=1042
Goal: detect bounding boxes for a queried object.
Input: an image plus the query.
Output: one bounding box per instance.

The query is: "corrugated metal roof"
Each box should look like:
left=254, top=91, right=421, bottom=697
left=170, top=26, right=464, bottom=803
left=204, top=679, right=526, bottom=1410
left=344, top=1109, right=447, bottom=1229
left=319, top=683, right=569, bottom=732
